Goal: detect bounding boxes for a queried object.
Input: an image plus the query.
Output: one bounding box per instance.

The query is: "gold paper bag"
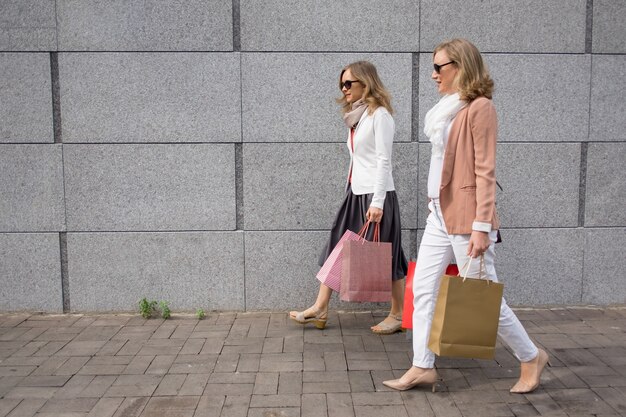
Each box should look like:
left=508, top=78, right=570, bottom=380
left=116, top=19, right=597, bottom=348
left=428, top=274, right=504, bottom=360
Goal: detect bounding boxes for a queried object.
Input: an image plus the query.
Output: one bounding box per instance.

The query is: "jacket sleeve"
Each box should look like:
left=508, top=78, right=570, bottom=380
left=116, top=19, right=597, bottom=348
left=371, top=108, right=395, bottom=209
left=469, top=98, right=497, bottom=229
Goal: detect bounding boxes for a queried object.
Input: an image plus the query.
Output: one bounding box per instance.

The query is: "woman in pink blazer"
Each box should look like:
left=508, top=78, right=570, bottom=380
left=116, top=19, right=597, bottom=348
left=383, top=39, right=549, bottom=394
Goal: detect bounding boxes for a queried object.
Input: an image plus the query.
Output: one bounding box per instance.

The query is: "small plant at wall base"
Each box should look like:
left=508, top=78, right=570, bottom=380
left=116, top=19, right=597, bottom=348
left=196, top=308, right=205, bottom=320
left=139, top=298, right=158, bottom=319
left=159, top=301, right=171, bottom=319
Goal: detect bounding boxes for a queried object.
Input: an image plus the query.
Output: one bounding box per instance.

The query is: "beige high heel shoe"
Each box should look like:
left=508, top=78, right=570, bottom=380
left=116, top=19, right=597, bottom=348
left=289, top=307, right=328, bottom=330
left=510, top=349, right=550, bottom=394
left=383, top=367, right=441, bottom=392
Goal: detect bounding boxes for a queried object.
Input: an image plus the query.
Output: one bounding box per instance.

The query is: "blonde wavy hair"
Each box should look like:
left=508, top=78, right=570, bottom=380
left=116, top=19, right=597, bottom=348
left=434, top=38, right=494, bottom=101
left=337, top=61, right=393, bottom=115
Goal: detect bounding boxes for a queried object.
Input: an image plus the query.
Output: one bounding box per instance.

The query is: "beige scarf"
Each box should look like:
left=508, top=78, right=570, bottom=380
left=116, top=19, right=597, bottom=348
left=343, top=99, right=368, bottom=128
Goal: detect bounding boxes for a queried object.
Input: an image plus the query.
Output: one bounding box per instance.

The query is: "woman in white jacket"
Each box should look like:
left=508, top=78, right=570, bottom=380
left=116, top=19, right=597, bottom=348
left=290, top=61, right=408, bottom=333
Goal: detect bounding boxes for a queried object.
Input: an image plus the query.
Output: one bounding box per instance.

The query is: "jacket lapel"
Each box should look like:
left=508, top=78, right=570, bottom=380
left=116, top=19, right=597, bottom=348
left=351, top=111, right=369, bottom=153
left=440, top=106, right=468, bottom=189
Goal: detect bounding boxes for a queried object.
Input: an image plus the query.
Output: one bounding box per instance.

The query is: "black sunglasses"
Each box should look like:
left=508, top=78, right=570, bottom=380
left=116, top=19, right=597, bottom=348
left=433, top=61, right=455, bottom=74
left=340, top=79, right=361, bottom=90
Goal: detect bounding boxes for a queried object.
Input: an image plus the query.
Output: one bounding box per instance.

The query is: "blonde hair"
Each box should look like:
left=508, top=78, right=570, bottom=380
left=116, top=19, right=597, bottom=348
left=434, top=38, right=494, bottom=101
left=337, top=61, right=393, bottom=115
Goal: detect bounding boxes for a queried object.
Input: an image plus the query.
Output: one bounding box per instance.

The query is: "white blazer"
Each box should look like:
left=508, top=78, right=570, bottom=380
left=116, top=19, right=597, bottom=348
left=346, top=106, right=396, bottom=209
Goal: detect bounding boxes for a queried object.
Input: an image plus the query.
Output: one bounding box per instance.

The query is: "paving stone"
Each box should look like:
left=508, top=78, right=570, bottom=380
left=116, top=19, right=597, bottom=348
left=247, top=408, right=299, bottom=417
left=17, top=375, right=70, bottom=387
left=179, top=339, right=205, bottom=356
left=111, top=397, right=149, bottom=417
left=354, top=405, right=409, bottom=417
left=1, top=398, right=46, bottom=416
left=203, top=383, right=254, bottom=396
left=168, top=355, right=217, bottom=374
left=104, top=375, right=163, bottom=397
left=38, top=398, right=99, bottom=413
left=3, top=386, right=58, bottom=399
left=326, top=393, right=354, bottom=417
left=193, top=395, right=225, bottom=417
left=302, top=393, right=328, bottom=417
left=153, top=374, right=186, bottom=396
left=303, top=381, right=351, bottom=394
left=178, top=374, right=210, bottom=396
left=323, top=352, right=347, bottom=372
left=346, top=352, right=390, bottom=371
left=401, top=391, right=435, bottom=417
left=252, top=373, right=278, bottom=395
left=48, top=354, right=89, bottom=375
left=145, top=355, right=175, bottom=375
left=85, top=397, right=124, bottom=417
left=249, top=394, right=300, bottom=408
left=236, top=354, right=260, bottom=373
left=277, top=372, right=302, bottom=395
left=143, top=396, right=200, bottom=412
left=122, top=355, right=154, bottom=375
left=548, top=388, right=617, bottom=415
left=259, top=354, right=303, bottom=373
left=0, top=399, right=20, bottom=417
left=425, top=392, right=463, bottom=417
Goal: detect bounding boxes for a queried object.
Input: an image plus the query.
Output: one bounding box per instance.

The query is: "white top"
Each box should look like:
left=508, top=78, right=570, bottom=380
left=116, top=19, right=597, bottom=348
left=427, top=119, right=453, bottom=199
left=346, top=107, right=396, bottom=209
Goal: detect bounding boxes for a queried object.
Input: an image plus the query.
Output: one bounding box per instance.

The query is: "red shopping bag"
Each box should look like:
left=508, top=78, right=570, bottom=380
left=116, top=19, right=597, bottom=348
left=402, top=262, right=459, bottom=330
left=316, top=224, right=368, bottom=292
left=401, top=260, right=417, bottom=329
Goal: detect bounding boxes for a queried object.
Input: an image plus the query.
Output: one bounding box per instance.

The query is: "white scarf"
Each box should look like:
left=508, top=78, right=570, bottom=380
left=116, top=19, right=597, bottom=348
left=423, top=93, right=466, bottom=157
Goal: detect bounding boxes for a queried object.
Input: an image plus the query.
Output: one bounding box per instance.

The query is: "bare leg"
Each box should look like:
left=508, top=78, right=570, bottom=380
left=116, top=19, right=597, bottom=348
left=289, top=283, right=332, bottom=328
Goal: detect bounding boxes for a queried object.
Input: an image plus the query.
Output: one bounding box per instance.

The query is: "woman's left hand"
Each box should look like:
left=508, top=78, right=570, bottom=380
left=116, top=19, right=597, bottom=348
left=467, top=230, right=490, bottom=258
left=366, top=207, right=383, bottom=223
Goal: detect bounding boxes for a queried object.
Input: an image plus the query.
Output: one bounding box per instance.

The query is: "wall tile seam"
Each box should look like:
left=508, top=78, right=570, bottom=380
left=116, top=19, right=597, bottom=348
left=414, top=227, right=624, bottom=231
left=5, top=141, right=626, bottom=145
left=233, top=51, right=620, bottom=55
left=232, top=0, right=241, bottom=52
left=416, top=141, right=626, bottom=144
left=5, top=50, right=624, bottom=55
left=59, top=232, right=69, bottom=312
left=585, top=0, right=593, bottom=54
left=54, top=142, right=244, bottom=145
left=7, top=141, right=626, bottom=145
left=57, top=230, right=243, bottom=233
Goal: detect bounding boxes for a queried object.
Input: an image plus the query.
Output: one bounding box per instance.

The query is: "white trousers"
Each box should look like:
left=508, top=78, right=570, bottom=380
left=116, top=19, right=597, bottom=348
left=412, top=199, right=538, bottom=368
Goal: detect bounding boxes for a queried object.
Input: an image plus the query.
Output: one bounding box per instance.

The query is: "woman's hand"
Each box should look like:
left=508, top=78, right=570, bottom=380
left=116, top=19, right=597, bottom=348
left=366, top=207, right=383, bottom=223
left=467, top=230, right=490, bottom=258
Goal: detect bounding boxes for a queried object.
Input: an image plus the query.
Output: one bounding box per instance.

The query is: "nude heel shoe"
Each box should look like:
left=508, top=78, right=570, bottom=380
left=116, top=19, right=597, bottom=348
left=383, top=367, right=441, bottom=392
left=289, top=307, right=328, bottom=330
left=510, top=348, right=551, bottom=394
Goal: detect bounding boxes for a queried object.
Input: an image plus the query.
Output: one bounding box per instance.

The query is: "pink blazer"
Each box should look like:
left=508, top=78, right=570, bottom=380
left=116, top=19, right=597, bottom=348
left=439, top=97, right=500, bottom=235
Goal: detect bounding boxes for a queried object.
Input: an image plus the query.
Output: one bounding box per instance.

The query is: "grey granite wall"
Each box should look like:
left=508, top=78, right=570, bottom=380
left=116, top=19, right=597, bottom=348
left=1, top=0, right=624, bottom=312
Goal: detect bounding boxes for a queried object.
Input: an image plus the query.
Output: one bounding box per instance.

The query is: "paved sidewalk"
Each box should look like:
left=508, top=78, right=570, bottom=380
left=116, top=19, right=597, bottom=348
left=0, top=307, right=625, bottom=417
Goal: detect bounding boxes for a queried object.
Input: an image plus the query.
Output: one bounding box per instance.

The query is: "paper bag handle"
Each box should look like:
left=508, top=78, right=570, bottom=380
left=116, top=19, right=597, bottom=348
left=459, top=255, right=488, bottom=283
left=356, top=221, right=381, bottom=245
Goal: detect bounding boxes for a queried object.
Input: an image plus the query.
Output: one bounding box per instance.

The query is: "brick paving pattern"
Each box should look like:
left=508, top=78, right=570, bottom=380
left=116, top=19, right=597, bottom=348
left=0, top=307, right=625, bottom=416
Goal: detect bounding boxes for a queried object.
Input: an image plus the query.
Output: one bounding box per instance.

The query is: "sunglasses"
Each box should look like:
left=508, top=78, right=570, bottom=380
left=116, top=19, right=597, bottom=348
left=433, top=61, right=455, bottom=74
left=340, top=79, right=361, bottom=90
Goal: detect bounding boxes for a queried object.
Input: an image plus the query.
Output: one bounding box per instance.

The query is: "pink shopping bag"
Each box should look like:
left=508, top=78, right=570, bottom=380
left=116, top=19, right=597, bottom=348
left=340, top=222, right=392, bottom=302
left=316, top=222, right=370, bottom=292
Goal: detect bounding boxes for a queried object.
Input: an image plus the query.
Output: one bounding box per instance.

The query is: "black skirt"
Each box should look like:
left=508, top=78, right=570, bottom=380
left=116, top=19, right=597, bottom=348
left=319, top=185, right=408, bottom=280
